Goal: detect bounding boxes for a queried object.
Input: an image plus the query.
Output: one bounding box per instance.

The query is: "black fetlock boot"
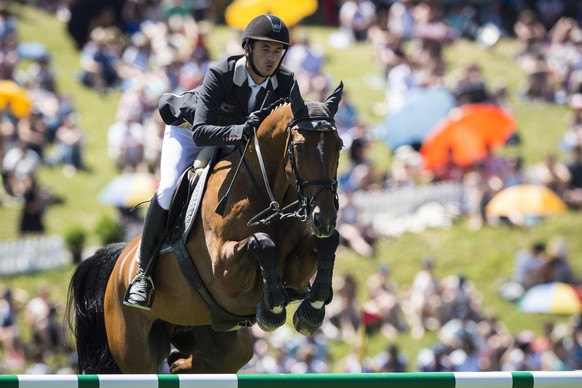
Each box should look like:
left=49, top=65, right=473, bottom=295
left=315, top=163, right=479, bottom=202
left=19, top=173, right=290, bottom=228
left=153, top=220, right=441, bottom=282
left=123, top=195, right=169, bottom=310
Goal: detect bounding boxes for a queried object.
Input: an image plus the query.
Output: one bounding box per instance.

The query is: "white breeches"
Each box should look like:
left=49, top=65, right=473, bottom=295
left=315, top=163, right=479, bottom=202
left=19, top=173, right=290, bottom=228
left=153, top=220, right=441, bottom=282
left=156, top=125, right=203, bottom=210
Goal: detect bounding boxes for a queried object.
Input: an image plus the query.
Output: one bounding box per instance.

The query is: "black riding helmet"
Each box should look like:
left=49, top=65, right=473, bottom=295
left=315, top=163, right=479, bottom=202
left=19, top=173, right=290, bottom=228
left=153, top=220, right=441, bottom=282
left=242, top=14, right=290, bottom=78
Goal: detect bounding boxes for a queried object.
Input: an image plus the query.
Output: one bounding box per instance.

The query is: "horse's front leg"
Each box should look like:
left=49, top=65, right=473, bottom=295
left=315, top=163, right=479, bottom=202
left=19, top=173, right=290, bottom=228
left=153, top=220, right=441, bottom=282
left=294, top=229, right=339, bottom=336
left=248, top=232, right=289, bottom=331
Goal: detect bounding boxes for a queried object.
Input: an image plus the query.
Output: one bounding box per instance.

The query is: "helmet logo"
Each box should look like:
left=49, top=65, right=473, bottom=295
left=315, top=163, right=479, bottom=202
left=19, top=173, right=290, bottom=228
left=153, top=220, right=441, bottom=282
left=265, top=14, right=282, bottom=32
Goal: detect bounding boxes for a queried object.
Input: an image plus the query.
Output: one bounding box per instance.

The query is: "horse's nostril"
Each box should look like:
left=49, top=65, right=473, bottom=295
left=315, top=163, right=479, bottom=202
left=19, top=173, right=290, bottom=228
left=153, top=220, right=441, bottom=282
left=313, top=212, right=321, bottom=228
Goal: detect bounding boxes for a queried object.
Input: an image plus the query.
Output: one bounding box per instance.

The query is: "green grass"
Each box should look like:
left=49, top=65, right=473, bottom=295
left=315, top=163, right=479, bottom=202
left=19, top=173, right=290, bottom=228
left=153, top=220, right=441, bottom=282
left=2, top=4, right=582, bottom=373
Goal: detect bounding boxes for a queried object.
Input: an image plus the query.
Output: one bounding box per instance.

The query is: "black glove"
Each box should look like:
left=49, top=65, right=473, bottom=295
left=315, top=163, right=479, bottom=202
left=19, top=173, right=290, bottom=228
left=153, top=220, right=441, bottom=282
left=242, top=111, right=261, bottom=142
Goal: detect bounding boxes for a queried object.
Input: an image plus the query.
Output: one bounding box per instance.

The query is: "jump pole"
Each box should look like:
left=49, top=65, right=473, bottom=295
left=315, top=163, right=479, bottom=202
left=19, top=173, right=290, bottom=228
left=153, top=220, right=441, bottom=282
left=0, top=372, right=581, bottom=388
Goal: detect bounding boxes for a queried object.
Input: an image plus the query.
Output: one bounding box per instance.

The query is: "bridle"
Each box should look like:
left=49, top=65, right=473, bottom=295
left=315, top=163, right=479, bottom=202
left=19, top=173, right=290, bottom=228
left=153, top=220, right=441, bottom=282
left=247, top=113, right=341, bottom=227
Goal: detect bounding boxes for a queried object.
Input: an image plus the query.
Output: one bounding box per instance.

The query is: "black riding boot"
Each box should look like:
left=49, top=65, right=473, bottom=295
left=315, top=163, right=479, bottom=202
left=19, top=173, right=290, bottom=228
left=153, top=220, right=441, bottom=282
left=123, top=195, right=169, bottom=310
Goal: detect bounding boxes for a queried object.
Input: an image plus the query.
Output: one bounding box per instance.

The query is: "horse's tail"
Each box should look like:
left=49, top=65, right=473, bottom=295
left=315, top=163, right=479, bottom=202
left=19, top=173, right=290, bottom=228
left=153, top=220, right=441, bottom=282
left=66, top=242, right=127, bottom=374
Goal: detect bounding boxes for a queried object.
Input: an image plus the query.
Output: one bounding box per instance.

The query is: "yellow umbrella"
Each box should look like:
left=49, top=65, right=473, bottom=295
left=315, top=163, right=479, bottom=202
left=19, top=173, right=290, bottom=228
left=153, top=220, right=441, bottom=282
left=225, top=0, right=318, bottom=30
left=0, top=80, right=32, bottom=118
left=486, top=184, right=567, bottom=218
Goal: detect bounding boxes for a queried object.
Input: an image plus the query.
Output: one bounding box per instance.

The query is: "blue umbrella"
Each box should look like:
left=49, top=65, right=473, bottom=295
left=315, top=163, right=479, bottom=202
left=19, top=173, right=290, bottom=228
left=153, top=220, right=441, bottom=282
left=376, top=87, right=455, bottom=150
left=17, top=42, right=49, bottom=61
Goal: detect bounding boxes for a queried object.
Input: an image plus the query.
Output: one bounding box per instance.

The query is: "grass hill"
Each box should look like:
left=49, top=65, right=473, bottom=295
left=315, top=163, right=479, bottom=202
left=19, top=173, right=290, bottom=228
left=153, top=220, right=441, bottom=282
left=2, top=4, right=582, bottom=372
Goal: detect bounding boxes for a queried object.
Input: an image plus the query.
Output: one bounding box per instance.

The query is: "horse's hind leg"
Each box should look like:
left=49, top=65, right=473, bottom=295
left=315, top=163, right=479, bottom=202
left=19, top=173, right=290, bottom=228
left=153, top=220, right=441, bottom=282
left=294, top=229, right=339, bottom=335
left=248, top=232, right=289, bottom=331
left=168, top=327, right=253, bottom=373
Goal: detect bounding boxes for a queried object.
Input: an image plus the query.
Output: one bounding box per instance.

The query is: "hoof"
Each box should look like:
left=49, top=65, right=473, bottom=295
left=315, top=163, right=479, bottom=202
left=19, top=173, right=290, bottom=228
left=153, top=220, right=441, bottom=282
left=293, top=299, right=325, bottom=336
left=167, top=351, right=193, bottom=374
left=256, top=300, right=286, bottom=332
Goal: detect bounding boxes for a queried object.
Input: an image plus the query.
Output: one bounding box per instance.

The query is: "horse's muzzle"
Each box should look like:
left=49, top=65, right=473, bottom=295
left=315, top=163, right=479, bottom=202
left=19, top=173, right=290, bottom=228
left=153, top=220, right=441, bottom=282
left=311, top=207, right=336, bottom=238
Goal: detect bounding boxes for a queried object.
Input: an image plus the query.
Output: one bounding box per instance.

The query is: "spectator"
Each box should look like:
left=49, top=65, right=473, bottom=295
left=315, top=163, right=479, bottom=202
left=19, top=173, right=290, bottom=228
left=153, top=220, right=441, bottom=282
left=438, top=274, right=482, bottom=325
left=119, top=31, right=152, bottom=79
left=338, top=0, right=376, bottom=43
left=417, top=343, right=453, bottom=372
left=388, top=0, right=416, bottom=41
left=384, top=48, right=418, bottom=113
left=531, top=152, right=571, bottom=196
left=339, top=136, right=379, bottom=192
left=500, top=330, right=542, bottom=371
left=535, top=0, right=565, bottom=31
left=540, top=335, right=574, bottom=371
left=17, top=110, right=48, bottom=162
left=388, top=145, right=423, bottom=189
left=0, top=4, right=17, bottom=44
left=285, top=35, right=327, bottom=102
left=26, top=54, right=57, bottom=93
left=337, top=190, right=376, bottom=257
left=2, top=139, right=41, bottom=198
left=513, top=9, right=546, bottom=59
left=0, top=31, right=18, bottom=81
left=107, top=113, right=146, bottom=172
left=18, top=172, right=49, bottom=236
left=362, top=270, right=408, bottom=338
left=0, top=288, right=24, bottom=369
left=403, top=257, right=440, bottom=339
left=449, top=333, right=481, bottom=371
left=372, top=343, right=408, bottom=372
left=540, top=236, right=577, bottom=284
left=463, top=162, right=491, bottom=230
left=451, top=62, right=491, bottom=105
left=521, top=51, right=555, bottom=102
left=23, top=285, right=66, bottom=358
left=563, top=144, right=582, bottom=208
left=561, top=94, right=582, bottom=150
left=287, top=343, right=328, bottom=373
left=412, top=0, right=456, bottom=55
left=0, top=114, right=16, bottom=164
left=53, top=112, right=86, bottom=176
left=502, top=155, right=525, bottom=187
left=23, top=350, right=51, bottom=374
left=79, top=27, right=122, bottom=93
left=513, top=241, right=547, bottom=290
left=321, top=273, right=360, bottom=344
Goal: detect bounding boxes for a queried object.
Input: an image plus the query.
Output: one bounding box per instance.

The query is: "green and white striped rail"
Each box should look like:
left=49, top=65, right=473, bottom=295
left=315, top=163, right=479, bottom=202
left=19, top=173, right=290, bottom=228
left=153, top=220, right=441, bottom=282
left=1, top=372, right=582, bottom=388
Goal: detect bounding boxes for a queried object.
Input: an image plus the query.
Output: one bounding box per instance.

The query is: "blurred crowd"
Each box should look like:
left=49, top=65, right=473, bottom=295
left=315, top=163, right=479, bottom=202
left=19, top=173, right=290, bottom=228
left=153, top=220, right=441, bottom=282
left=2, top=0, right=582, bottom=375
left=242, top=256, right=582, bottom=373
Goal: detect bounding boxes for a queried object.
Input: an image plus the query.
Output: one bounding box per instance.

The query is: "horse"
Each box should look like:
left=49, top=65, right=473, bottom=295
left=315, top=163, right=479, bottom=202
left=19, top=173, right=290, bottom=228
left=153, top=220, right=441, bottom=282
left=67, top=81, right=344, bottom=374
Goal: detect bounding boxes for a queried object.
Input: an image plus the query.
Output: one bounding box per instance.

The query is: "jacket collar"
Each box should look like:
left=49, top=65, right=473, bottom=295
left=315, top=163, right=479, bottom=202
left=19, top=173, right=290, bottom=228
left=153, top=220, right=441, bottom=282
left=233, top=56, right=279, bottom=90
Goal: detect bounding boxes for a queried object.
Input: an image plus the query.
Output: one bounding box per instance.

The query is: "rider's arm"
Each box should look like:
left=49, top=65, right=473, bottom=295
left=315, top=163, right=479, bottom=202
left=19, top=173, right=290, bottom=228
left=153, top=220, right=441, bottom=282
left=191, top=66, right=247, bottom=146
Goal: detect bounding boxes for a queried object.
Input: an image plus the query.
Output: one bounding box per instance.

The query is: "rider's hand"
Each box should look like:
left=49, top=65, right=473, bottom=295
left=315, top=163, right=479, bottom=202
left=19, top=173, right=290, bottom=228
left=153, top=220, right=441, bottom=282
left=242, top=111, right=261, bottom=142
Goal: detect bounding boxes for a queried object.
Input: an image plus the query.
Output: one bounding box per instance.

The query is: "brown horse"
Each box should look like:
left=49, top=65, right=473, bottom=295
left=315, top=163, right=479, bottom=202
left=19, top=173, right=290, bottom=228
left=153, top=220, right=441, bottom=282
left=67, top=82, right=344, bottom=374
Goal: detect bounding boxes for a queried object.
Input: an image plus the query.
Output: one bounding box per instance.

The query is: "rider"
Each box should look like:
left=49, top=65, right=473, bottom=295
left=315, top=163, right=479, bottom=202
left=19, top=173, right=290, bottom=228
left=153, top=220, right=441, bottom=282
left=123, top=14, right=296, bottom=310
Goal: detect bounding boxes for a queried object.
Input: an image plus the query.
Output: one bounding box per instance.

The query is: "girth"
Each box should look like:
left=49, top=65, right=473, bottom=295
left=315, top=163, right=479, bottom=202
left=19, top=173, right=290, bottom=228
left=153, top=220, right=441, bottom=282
left=172, top=238, right=256, bottom=332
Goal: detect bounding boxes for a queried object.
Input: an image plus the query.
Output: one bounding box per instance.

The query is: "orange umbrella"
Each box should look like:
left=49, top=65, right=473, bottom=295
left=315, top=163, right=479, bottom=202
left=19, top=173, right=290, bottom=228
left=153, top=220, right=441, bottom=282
left=420, top=104, right=516, bottom=170
left=225, top=0, right=318, bottom=30
left=486, top=184, right=567, bottom=218
left=0, top=80, right=32, bottom=118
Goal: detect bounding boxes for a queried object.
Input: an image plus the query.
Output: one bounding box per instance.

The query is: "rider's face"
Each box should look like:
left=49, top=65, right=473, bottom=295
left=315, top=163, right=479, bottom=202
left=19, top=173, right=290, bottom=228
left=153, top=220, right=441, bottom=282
left=247, top=40, right=284, bottom=81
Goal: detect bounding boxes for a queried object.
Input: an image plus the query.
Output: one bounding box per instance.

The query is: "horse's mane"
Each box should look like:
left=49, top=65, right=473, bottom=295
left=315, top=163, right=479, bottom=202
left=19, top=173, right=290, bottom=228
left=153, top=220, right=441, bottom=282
left=253, top=97, right=290, bottom=126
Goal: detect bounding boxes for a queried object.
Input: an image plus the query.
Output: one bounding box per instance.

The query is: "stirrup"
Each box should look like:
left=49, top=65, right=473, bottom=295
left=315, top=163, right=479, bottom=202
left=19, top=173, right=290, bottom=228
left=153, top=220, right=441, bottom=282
left=123, top=272, right=155, bottom=310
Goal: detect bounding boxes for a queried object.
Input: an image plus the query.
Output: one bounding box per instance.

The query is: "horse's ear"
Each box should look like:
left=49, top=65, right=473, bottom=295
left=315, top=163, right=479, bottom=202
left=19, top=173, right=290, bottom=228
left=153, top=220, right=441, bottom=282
left=290, top=81, right=307, bottom=116
left=324, top=81, right=344, bottom=116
